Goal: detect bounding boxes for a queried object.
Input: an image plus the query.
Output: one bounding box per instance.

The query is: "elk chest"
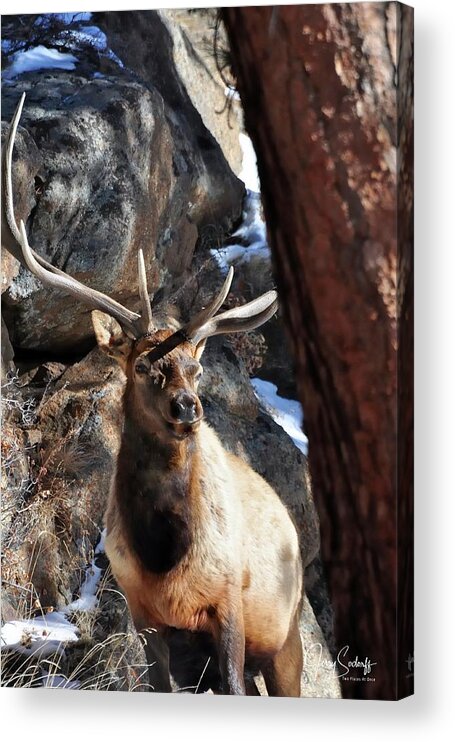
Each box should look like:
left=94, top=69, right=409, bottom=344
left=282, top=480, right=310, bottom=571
left=115, top=446, right=195, bottom=575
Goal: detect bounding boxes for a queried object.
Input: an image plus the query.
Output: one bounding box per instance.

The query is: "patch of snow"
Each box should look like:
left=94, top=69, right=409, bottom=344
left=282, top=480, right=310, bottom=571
left=40, top=673, right=81, bottom=689
left=2, top=13, right=125, bottom=80
left=1, top=612, right=80, bottom=653
left=211, top=242, right=270, bottom=271
left=71, top=26, right=108, bottom=50
left=231, top=191, right=267, bottom=245
left=1, top=39, right=14, bottom=54
left=54, top=12, right=92, bottom=25
left=211, top=242, right=270, bottom=272
left=95, top=528, right=106, bottom=555
left=67, top=26, right=124, bottom=69
left=238, top=132, right=260, bottom=193
left=211, top=191, right=270, bottom=272
left=1, top=529, right=106, bottom=657
left=224, top=85, right=240, bottom=102
left=251, top=378, right=308, bottom=455
left=64, top=528, right=106, bottom=613
left=66, top=564, right=102, bottom=613
left=3, top=45, right=78, bottom=80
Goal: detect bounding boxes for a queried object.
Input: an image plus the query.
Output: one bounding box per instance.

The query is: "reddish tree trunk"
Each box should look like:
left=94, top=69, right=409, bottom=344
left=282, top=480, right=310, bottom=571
left=224, top=2, right=413, bottom=700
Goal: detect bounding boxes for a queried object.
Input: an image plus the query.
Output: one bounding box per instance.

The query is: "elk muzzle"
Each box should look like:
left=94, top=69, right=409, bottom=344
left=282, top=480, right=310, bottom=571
left=170, top=391, right=200, bottom=424
left=165, top=392, right=203, bottom=440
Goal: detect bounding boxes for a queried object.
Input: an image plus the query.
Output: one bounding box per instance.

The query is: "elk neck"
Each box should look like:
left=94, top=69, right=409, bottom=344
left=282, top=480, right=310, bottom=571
left=114, top=383, right=202, bottom=575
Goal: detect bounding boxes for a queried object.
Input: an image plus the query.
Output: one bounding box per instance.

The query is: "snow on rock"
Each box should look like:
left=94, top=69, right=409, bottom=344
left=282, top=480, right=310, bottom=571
left=224, top=85, right=240, bottom=102
left=211, top=129, right=269, bottom=271
left=2, top=12, right=125, bottom=81
left=64, top=528, right=106, bottom=613
left=68, top=25, right=125, bottom=69
left=1, top=612, right=80, bottom=653
left=239, top=132, right=260, bottom=193
left=65, top=564, right=102, bottom=613
left=1, top=529, right=106, bottom=655
left=230, top=191, right=268, bottom=250
left=48, top=12, right=110, bottom=55
left=211, top=191, right=270, bottom=272
left=54, top=12, right=92, bottom=24
left=40, top=673, right=81, bottom=689
left=211, top=241, right=269, bottom=271
left=3, top=45, right=78, bottom=80
left=208, top=125, right=276, bottom=272
left=251, top=378, right=308, bottom=455
left=95, top=527, right=106, bottom=555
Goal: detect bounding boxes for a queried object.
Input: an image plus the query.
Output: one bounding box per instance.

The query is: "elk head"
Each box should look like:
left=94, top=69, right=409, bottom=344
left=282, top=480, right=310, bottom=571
left=4, top=94, right=279, bottom=443
left=90, top=263, right=277, bottom=441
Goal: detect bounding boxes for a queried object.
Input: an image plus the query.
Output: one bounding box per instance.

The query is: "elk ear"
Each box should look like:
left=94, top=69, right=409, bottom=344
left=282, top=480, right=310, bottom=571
left=91, top=310, right=132, bottom=364
left=193, top=338, right=207, bottom=361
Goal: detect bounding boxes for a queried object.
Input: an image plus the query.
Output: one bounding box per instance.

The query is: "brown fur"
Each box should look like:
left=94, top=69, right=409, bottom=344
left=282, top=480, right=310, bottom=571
left=92, top=313, right=303, bottom=695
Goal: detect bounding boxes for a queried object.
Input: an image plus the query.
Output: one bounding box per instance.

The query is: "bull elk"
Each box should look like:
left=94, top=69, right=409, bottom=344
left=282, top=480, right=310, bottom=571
left=3, top=95, right=304, bottom=696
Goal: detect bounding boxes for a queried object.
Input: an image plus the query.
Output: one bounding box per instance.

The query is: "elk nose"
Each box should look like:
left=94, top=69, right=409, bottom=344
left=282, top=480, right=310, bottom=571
left=170, top=393, right=198, bottom=423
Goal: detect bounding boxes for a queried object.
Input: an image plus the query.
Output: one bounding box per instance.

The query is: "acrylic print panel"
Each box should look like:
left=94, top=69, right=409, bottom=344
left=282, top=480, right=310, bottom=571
left=1, top=3, right=413, bottom=700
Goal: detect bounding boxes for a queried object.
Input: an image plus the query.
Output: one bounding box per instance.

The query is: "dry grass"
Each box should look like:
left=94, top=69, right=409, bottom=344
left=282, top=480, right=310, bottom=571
left=1, top=367, right=105, bottom=613
left=1, top=631, right=153, bottom=691
left=1, top=546, right=153, bottom=692
left=0, top=370, right=142, bottom=693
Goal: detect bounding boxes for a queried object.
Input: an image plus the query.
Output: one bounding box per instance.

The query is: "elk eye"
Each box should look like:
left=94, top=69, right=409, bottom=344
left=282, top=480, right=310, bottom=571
left=195, top=369, right=203, bottom=382
left=135, top=360, right=149, bottom=375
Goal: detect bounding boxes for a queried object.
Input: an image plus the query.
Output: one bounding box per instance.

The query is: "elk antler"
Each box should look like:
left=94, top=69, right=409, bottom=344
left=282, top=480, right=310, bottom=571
left=5, top=94, right=278, bottom=354
left=146, top=268, right=278, bottom=364
left=4, top=93, right=154, bottom=338
left=181, top=276, right=278, bottom=345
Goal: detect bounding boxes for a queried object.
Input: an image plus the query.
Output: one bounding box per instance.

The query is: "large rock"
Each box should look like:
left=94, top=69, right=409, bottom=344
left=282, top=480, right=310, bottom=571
left=94, top=9, right=243, bottom=198
left=1, top=12, right=244, bottom=353
left=2, top=79, right=170, bottom=352
left=159, top=8, right=244, bottom=176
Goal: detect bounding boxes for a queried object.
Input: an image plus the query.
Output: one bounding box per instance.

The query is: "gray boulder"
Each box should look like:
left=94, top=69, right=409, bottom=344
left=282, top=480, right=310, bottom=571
left=1, top=12, right=244, bottom=352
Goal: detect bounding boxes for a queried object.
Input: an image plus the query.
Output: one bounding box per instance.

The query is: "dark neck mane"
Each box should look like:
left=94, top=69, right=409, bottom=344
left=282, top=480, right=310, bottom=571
left=115, top=406, right=197, bottom=574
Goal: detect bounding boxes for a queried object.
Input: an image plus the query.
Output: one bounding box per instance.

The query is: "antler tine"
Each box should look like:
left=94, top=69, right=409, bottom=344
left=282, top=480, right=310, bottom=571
left=183, top=266, right=234, bottom=338
left=4, top=92, right=26, bottom=250
left=187, top=289, right=278, bottom=345
left=137, top=249, right=154, bottom=333
left=5, top=93, right=146, bottom=337
left=4, top=93, right=67, bottom=277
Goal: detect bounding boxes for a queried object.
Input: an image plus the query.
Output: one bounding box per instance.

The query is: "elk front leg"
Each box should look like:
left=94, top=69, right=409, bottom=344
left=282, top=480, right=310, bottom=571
left=140, top=627, right=173, bottom=693
left=215, top=609, right=246, bottom=695
left=127, top=594, right=172, bottom=693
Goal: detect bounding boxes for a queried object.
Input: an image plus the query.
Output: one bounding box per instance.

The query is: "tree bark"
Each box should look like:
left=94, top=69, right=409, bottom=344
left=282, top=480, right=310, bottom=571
left=223, top=2, right=413, bottom=700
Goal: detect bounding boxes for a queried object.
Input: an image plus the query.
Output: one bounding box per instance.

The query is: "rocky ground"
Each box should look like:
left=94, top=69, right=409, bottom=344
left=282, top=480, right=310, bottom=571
left=1, top=9, right=340, bottom=698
